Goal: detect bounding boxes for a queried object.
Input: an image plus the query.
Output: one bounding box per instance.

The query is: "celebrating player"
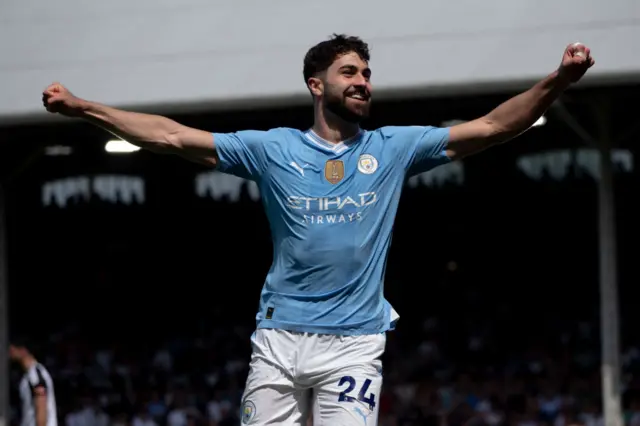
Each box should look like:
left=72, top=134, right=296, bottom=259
left=41, top=35, right=593, bottom=425
left=9, top=340, right=58, bottom=426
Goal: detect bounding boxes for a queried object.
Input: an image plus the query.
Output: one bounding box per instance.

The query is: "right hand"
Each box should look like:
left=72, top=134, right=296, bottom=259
left=42, top=83, right=85, bottom=117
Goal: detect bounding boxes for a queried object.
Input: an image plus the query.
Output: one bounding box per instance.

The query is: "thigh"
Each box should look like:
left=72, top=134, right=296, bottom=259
left=309, top=334, right=385, bottom=426
left=311, top=360, right=383, bottom=426
left=241, top=331, right=311, bottom=426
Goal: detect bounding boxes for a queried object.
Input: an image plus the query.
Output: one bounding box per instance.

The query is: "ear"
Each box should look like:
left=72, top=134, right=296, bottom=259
left=307, top=77, right=323, bottom=97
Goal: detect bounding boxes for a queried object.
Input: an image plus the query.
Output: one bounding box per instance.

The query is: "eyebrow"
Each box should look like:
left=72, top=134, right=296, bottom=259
left=339, top=65, right=372, bottom=75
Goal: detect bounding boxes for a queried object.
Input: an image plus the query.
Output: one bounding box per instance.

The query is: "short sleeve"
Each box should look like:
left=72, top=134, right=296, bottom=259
left=383, top=126, right=451, bottom=176
left=27, top=367, right=47, bottom=396
left=213, top=130, right=269, bottom=181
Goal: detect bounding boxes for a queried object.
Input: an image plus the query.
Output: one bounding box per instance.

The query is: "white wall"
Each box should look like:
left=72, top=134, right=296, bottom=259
left=2, top=0, right=639, bottom=125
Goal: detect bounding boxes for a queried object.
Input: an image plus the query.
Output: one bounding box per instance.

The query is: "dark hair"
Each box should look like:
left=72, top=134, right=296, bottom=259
left=303, top=34, right=370, bottom=85
left=10, top=336, right=31, bottom=349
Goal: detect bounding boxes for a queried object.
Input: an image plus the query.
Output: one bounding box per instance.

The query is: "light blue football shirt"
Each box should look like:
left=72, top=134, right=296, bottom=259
left=214, top=126, right=450, bottom=335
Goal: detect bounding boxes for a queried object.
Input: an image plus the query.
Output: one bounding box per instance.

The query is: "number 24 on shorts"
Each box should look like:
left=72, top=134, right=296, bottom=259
left=337, top=376, right=376, bottom=410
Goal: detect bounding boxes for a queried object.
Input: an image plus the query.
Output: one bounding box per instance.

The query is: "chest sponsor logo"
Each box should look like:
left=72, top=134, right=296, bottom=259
left=286, top=192, right=377, bottom=225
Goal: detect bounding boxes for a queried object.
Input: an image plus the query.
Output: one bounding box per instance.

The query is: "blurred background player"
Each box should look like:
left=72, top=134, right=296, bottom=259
left=9, top=340, right=58, bottom=426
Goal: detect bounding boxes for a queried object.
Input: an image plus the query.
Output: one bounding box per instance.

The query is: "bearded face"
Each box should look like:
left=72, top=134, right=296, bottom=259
left=309, top=52, right=373, bottom=124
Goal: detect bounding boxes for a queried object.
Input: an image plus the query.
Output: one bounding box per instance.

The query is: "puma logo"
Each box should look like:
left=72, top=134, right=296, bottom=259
left=290, top=161, right=309, bottom=177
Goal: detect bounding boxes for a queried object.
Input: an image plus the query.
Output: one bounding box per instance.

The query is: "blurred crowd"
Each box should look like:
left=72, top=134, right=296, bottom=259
left=10, top=315, right=640, bottom=426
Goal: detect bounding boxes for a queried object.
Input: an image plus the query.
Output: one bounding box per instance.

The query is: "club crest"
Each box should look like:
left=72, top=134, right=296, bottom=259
left=241, top=400, right=256, bottom=424
left=357, top=154, right=378, bottom=174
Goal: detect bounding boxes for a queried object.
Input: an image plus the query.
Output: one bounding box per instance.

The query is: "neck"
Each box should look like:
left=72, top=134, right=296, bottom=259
left=312, top=106, right=360, bottom=144
left=21, top=356, right=36, bottom=371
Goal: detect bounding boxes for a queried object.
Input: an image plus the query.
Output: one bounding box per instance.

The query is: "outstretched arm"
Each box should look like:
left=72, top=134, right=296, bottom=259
left=445, top=43, right=595, bottom=160
left=42, top=83, right=218, bottom=166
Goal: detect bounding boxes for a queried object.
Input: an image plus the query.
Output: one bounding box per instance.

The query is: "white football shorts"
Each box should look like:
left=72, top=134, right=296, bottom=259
left=240, top=328, right=386, bottom=426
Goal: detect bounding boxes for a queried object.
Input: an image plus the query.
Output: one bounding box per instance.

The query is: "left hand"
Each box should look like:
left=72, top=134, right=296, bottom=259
left=558, top=43, right=595, bottom=83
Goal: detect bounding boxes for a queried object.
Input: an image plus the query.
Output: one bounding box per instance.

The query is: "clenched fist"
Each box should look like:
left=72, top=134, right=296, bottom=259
left=42, top=83, right=85, bottom=117
left=558, top=43, right=595, bottom=83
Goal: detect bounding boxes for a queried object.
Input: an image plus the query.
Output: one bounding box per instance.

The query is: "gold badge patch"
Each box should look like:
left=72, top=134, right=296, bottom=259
left=325, top=160, right=345, bottom=184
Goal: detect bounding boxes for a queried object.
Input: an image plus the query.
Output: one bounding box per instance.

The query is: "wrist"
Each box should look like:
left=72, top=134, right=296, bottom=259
left=552, top=68, right=573, bottom=90
left=73, top=98, right=90, bottom=115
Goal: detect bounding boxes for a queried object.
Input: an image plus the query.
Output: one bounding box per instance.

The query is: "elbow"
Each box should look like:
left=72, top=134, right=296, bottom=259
left=125, top=134, right=176, bottom=155
left=480, top=117, right=506, bottom=137
left=141, top=130, right=182, bottom=155
left=480, top=117, right=519, bottom=144
left=163, top=126, right=189, bottom=152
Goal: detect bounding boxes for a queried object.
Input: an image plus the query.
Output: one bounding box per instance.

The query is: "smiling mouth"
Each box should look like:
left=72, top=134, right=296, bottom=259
left=347, top=93, right=369, bottom=101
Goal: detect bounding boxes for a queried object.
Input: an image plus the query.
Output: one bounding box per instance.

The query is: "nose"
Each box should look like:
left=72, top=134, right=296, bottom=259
left=353, top=73, right=368, bottom=87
